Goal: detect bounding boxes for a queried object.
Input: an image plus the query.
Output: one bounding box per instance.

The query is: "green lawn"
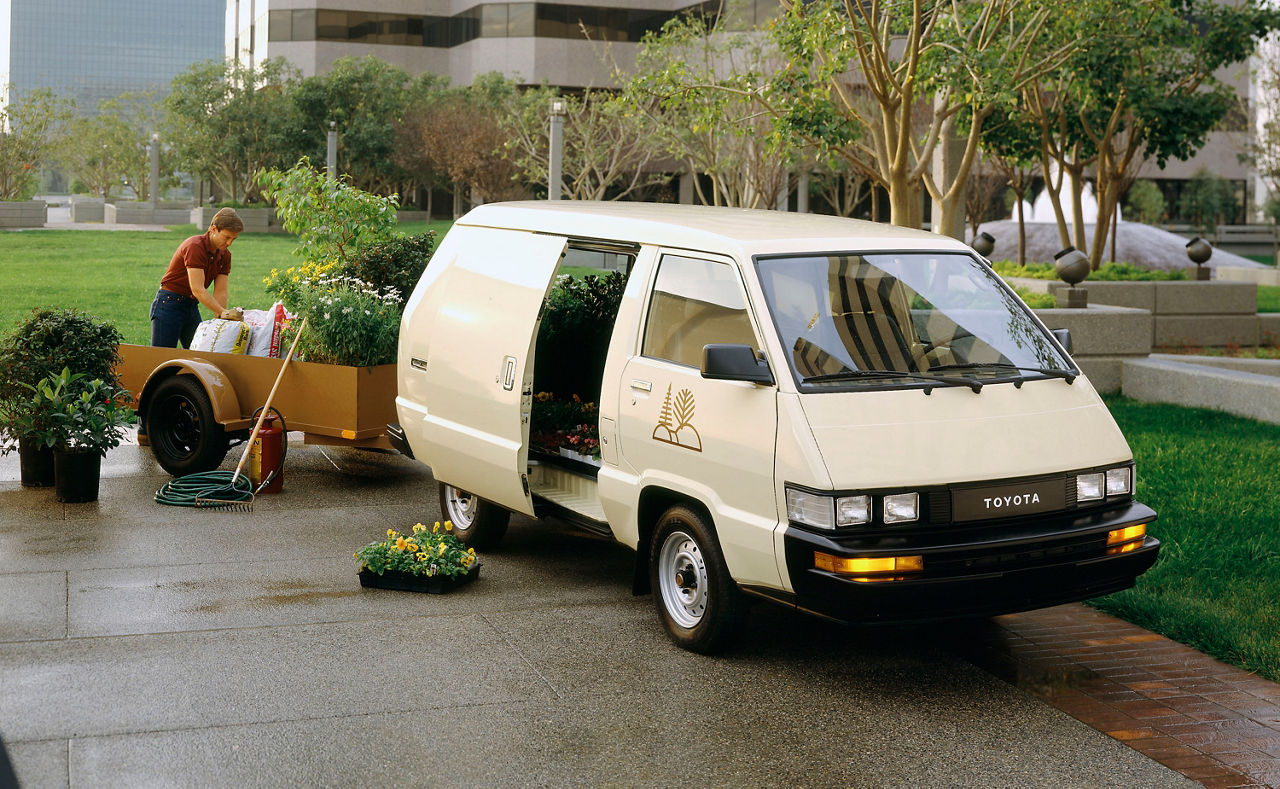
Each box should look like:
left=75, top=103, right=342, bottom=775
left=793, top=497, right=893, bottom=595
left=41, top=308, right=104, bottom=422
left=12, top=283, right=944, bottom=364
left=1260, top=284, right=1280, bottom=314
left=0, top=221, right=452, bottom=344
left=1094, top=396, right=1280, bottom=682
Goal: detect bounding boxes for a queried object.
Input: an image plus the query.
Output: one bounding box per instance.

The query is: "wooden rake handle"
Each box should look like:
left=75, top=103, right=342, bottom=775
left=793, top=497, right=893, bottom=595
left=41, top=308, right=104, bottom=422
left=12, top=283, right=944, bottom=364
left=231, top=316, right=308, bottom=483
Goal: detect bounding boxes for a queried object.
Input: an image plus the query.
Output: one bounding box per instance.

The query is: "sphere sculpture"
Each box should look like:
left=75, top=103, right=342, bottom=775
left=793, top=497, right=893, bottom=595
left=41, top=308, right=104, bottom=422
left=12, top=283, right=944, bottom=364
left=1186, top=237, right=1212, bottom=265
left=972, top=231, right=995, bottom=257
left=1054, top=247, right=1090, bottom=286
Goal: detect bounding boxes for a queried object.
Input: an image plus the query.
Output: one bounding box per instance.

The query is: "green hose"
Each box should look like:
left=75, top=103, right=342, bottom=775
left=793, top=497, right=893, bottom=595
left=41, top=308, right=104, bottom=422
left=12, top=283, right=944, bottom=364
left=155, top=471, right=254, bottom=507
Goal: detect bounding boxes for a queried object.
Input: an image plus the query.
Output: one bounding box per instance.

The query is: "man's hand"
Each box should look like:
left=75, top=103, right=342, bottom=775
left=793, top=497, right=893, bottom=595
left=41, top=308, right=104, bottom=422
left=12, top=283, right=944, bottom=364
left=220, top=307, right=243, bottom=321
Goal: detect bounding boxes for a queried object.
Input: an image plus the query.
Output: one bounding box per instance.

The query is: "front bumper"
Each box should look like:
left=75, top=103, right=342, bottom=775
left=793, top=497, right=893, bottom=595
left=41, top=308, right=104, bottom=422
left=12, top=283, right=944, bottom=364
left=782, top=501, right=1159, bottom=624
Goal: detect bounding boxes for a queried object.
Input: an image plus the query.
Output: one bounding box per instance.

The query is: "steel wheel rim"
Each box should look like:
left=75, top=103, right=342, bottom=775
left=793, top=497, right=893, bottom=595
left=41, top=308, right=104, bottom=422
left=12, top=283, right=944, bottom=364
left=156, top=396, right=201, bottom=460
left=658, top=530, right=707, bottom=629
left=445, top=486, right=477, bottom=529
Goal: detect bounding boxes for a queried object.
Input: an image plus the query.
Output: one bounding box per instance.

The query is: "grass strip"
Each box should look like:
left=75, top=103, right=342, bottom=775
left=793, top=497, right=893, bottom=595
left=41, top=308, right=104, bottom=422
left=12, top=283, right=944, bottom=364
left=0, top=221, right=450, bottom=345
left=1094, top=395, right=1280, bottom=682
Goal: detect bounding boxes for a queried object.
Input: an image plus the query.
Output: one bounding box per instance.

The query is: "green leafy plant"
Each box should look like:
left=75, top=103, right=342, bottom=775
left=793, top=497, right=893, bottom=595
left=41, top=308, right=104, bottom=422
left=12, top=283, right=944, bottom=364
left=344, top=232, right=436, bottom=304
left=355, top=521, right=478, bottom=578
left=533, top=272, right=627, bottom=400
left=992, top=261, right=1187, bottom=281
left=255, top=158, right=400, bottom=267
left=19, top=368, right=135, bottom=455
left=0, top=308, right=123, bottom=455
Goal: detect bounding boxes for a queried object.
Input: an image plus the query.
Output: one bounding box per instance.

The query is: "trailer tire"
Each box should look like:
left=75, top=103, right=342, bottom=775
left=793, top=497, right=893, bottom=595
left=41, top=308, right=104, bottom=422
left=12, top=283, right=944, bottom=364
left=439, top=484, right=510, bottom=549
left=649, top=505, right=742, bottom=654
left=147, top=374, right=229, bottom=476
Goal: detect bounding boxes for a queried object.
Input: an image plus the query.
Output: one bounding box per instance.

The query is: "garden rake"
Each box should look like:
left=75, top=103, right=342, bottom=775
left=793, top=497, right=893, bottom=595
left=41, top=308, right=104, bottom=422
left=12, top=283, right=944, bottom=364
left=155, top=317, right=308, bottom=511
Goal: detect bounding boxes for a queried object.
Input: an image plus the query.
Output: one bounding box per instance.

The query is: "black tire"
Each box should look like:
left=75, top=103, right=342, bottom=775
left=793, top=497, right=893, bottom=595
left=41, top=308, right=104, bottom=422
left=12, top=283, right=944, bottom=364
left=146, top=374, right=229, bottom=476
left=648, top=505, right=742, bottom=654
left=438, top=483, right=510, bottom=549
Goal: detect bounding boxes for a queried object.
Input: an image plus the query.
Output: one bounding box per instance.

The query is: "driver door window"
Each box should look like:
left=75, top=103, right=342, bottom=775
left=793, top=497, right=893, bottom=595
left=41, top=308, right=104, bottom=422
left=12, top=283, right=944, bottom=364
left=642, top=254, right=756, bottom=368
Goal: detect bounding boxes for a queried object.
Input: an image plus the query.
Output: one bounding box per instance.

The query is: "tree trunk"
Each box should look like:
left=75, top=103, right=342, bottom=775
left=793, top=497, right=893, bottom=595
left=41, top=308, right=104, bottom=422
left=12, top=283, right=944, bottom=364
left=1015, top=192, right=1027, bottom=265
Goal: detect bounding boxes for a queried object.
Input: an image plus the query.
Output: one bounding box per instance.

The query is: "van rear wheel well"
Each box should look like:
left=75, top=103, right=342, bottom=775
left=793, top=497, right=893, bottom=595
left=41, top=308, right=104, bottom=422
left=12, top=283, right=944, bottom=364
left=632, top=487, right=715, bottom=596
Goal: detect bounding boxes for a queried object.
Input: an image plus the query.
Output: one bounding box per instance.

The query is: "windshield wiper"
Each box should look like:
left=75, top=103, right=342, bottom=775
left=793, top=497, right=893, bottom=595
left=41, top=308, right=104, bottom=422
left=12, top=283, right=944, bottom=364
left=803, top=369, right=983, bottom=394
left=930, top=362, right=1077, bottom=385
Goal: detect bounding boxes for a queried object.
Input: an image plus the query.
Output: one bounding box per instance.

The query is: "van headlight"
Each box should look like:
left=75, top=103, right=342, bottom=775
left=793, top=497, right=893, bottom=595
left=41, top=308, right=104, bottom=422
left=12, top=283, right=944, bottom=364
left=883, top=492, right=919, bottom=524
left=786, top=487, right=871, bottom=529
left=1077, top=464, right=1133, bottom=503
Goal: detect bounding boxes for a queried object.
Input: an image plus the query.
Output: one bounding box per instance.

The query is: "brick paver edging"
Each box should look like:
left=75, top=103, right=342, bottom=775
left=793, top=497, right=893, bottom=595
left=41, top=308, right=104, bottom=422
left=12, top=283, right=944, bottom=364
left=956, top=603, right=1280, bottom=788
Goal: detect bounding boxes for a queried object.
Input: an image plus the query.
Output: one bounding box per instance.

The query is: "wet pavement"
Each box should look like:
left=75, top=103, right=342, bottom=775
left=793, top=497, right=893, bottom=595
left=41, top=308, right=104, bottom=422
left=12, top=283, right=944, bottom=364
left=0, top=443, right=1266, bottom=786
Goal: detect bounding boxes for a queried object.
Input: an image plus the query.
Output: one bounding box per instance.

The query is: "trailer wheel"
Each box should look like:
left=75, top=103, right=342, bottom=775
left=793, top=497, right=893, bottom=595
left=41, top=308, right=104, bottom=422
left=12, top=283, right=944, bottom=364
left=439, top=484, right=509, bottom=549
left=147, top=374, right=229, bottom=476
left=649, top=505, right=742, bottom=654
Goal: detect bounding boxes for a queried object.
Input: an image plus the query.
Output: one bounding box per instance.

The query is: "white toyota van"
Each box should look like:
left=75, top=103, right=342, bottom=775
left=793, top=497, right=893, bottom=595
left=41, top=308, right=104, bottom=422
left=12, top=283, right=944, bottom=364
left=390, top=202, right=1159, bottom=653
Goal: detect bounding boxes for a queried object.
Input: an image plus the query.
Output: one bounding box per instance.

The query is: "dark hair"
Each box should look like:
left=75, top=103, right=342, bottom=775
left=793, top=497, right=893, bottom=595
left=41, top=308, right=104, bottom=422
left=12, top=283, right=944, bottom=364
left=210, top=207, right=244, bottom=234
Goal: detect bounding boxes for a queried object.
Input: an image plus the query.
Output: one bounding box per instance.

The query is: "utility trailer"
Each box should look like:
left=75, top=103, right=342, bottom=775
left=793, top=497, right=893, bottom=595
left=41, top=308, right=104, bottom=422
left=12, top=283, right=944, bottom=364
left=116, top=344, right=397, bottom=476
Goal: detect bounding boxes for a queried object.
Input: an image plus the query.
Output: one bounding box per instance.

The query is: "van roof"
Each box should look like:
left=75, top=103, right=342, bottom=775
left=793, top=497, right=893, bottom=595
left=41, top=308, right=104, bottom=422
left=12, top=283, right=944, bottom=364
left=457, top=201, right=974, bottom=258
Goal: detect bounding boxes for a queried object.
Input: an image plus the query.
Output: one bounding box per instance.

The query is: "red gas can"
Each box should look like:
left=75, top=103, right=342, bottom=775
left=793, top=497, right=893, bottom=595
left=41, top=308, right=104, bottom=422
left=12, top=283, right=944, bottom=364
left=248, top=416, right=285, bottom=494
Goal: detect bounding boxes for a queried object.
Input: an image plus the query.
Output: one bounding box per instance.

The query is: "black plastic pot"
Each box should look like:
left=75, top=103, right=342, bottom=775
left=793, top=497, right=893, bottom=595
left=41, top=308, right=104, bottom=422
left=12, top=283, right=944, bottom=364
left=19, top=440, right=55, bottom=488
left=54, top=449, right=101, bottom=503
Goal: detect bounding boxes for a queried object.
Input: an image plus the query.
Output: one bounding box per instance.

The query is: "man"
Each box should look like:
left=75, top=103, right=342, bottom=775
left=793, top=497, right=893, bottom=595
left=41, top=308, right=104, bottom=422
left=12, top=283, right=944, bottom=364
left=150, top=207, right=244, bottom=348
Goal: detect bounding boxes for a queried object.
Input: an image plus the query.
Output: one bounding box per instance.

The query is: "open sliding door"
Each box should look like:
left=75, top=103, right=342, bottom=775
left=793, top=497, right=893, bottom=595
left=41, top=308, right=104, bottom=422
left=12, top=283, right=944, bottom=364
left=418, top=228, right=567, bottom=515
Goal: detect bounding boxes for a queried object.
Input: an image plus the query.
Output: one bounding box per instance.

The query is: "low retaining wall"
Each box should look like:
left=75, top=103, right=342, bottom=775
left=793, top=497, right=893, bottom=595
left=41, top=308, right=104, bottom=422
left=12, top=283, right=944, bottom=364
left=1038, top=280, right=1265, bottom=348
left=1215, top=266, right=1280, bottom=287
left=1032, top=305, right=1152, bottom=394
left=69, top=198, right=105, bottom=222
left=105, top=203, right=191, bottom=226
left=0, top=200, right=47, bottom=228
left=1122, top=356, right=1280, bottom=425
left=190, top=207, right=272, bottom=232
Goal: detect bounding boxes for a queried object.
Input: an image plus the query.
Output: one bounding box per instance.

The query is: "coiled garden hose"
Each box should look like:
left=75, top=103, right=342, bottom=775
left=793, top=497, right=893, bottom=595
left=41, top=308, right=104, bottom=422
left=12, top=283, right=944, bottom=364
left=154, top=470, right=254, bottom=507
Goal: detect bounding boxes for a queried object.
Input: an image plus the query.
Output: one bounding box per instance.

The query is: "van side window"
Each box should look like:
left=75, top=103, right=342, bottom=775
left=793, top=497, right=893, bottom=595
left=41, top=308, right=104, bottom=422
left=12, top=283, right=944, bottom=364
left=642, top=255, right=756, bottom=368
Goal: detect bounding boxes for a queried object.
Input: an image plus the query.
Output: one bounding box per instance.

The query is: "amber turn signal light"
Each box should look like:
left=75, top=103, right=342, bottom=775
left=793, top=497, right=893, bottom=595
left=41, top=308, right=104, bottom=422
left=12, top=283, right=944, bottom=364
left=814, top=552, right=924, bottom=575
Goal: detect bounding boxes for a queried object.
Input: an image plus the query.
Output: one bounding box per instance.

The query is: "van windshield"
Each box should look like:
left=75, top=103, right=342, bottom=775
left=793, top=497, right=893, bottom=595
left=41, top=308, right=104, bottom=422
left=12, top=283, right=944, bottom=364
left=755, top=252, right=1073, bottom=390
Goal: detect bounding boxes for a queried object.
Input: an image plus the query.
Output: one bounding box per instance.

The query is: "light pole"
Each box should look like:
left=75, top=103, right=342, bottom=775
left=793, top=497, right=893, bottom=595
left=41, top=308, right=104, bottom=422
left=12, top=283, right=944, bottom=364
left=548, top=98, right=566, bottom=200
left=327, top=121, right=338, bottom=180
left=148, top=133, right=160, bottom=204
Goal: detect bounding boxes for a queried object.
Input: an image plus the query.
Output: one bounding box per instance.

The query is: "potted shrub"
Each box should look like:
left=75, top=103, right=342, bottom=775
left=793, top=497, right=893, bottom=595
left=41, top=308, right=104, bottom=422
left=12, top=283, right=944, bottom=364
left=354, top=521, right=480, bottom=593
left=23, top=368, right=136, bottom=503
left=0, top=308, right=123, bottom=487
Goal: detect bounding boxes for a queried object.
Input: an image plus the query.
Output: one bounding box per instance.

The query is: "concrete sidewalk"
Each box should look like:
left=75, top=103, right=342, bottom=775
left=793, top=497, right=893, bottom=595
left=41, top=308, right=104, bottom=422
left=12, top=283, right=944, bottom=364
left=1, top=445, right=1192, bottom=787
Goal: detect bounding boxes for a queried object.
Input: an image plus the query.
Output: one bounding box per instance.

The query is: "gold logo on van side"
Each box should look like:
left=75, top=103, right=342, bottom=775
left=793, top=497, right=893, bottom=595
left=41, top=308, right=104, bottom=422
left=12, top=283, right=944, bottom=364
left=652, top=384, right=702, bottom=452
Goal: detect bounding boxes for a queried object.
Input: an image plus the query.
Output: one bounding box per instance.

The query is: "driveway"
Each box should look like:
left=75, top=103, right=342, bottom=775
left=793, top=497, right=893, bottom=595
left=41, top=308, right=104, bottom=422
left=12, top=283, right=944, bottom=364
left=1, top=445, right=1193, bottom=787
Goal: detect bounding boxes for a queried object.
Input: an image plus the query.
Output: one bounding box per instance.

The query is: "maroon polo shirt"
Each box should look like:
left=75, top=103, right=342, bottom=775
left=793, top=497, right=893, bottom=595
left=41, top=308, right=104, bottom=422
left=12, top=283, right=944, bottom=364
left=159, top=233, right=231, bottom=297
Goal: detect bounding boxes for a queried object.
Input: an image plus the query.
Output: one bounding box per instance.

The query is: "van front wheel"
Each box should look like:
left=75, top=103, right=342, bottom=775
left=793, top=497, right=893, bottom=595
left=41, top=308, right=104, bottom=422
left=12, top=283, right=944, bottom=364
left=439, top=484, right=510, bottom=549
left=649, top=506, right=741, bottom=654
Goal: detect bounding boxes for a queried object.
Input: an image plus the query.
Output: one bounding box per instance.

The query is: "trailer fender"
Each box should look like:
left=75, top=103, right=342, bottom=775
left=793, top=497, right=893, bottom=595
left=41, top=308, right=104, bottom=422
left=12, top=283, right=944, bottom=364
left=137, top=358, right=243, bottom=427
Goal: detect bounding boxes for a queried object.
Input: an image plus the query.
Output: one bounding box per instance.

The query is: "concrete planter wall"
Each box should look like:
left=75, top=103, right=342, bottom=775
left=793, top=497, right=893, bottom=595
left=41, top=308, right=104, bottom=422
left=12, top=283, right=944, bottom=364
left=105, top=202, right=192, bottom=226
left=1033, top=305, right=1153, bottom=393
left=0, top=200, right=47, bottom=228
left=69, top=197, right=105, bottom=223
left=1043, top=280, right=1264, bottom=348
left=190, top=206, right=273, bottom=233
left=1215, top=266, right=1280, bottom=287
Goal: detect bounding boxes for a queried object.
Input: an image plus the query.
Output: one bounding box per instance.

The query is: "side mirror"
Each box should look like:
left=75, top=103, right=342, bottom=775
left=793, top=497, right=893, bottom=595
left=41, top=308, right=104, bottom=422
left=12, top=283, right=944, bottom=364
left=701, top=344, right=774, bottom=385
left=1052, top=328, right=1073, bottom=354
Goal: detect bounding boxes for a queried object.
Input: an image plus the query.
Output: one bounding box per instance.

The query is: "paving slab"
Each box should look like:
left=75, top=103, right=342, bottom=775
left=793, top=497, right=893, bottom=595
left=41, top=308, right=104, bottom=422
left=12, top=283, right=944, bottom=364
left=0, top=445, right=1198, bottom=787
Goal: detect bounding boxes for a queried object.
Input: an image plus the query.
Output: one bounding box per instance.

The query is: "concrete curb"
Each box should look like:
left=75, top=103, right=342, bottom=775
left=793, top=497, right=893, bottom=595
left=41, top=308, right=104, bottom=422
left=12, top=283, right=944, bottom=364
left=1121, top=356, right=1280, bottom=424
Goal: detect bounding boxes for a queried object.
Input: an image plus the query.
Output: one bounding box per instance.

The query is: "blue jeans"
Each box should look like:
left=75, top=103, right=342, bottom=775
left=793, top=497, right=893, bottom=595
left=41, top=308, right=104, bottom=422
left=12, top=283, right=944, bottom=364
left=150, top=290, right=202, bottom=348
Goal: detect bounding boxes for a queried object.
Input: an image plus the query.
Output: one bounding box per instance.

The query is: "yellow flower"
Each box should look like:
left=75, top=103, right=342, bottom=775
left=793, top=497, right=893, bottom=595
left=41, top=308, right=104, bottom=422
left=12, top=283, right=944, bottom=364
left=412, top=523, right=426, bottom=534
left=462, top=554, right=474, bottom=567
left=438, top=543, right=447, bottom=556
left=387, top=529, right=397, bottom=538
left=444, top=521, right=453, bottom=532
left=432, top=521, right=440, bottom=533
left=394, top=536, right=409, bottom=552
left=416, top=552, right=428, bottom=561
left=406, top=542, right=419, bottom=553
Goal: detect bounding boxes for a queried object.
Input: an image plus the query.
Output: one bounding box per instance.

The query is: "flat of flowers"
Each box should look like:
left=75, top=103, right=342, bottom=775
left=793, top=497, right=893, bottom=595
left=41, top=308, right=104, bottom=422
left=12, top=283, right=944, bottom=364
left=358, top=565, right=480, bottom=594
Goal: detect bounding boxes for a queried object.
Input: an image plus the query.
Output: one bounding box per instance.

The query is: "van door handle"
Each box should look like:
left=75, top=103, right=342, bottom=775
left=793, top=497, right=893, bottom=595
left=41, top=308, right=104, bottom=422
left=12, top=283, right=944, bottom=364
left=630, top=379, right=652, bottom=392
left=501, top=356, right=517, bottom=391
